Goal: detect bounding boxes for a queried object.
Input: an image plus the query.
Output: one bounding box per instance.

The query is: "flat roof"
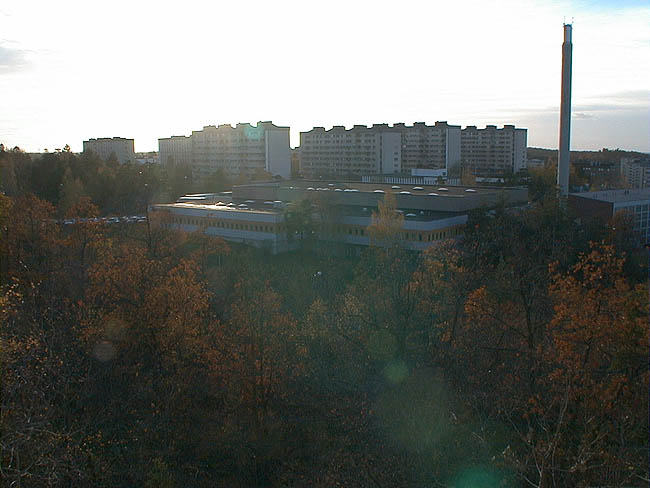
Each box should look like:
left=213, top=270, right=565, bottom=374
left=298, top=122, right=525, bottom=134
left=245, top=180, right=511, bottom=197
left=341, top=205, right=455, bottom=221
left=232, top=180, right=528, bottom=214
left=154, top=201, right=462, bottom=225
left=570, top=188, right=650, bottom=203
left=156, top=202, right=281, bottom=215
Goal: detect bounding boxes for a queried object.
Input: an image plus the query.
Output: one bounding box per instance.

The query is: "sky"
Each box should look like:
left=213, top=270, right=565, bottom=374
left=1, top=0, right=648, bottom=153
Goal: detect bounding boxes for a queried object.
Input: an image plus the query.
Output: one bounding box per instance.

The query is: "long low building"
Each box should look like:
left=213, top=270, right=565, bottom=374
left=151, top=180, right=528, bottom=254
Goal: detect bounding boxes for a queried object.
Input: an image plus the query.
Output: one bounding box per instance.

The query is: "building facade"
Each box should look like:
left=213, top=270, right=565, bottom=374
left=159, top=121, right=291, bottom=180
left=299, top=122, right=461, bottom=179
left=362, top=168, right=448, bottom=186
left=526, top=158, right=546, bottom=170
left=83, top=137, right=135, bottom=164
left=572, top=159, right=619, bottom=188
left=620, top=157, right=650, bottom=189
left=158, top=136, right=192, bottom=167
left=569, top=188, right=650, bottom=244
left=300, top=121, right=528, bottom=180
left=461, top=125, right=527, bottom=177
left=397, top=121, right=461, bottom=176
left=299, top=125, right=402, bottom=178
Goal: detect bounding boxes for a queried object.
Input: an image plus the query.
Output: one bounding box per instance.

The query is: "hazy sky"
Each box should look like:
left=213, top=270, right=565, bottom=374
left=1, top=0, right=648, bottom=152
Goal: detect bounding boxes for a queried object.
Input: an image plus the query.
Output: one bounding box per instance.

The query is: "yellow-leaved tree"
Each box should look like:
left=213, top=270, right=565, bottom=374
left=368, top=191, right=403, bottom=249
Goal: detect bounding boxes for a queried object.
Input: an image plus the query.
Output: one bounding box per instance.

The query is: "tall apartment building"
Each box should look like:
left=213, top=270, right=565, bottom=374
left=83, top=137, right=135, bottom=164
left=460, top=125, right=527, bottom=177
left=396, top=121, right=461, bottom=176
left=620, top=157, right=650, bottom=189
left=300, top=122, right=463, bottom=179
left=300, top=125, right=402, bottom=178
left=158, top=135, right=192, bottom=167
left=159, top=121, right=290, bottom=180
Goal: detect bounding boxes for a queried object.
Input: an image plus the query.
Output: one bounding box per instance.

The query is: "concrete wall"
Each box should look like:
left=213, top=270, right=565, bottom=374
left=159, top=136, right=192, bottom=167
left=265, top=129, right=291, bottom=178
left=514, top=129, right=527, bottom=173
left=446, top=126, right=461, bottom=177
left=381, top=132, right=402, bottom=174
left=568, top=194, right=612, bottom=222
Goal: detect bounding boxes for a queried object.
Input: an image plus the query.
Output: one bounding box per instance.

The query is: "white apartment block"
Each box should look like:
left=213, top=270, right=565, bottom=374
left=159, top=121, right=290, bottom=180
left=83, top=137, right=135, bottom=164
left=620, top=157, right=650, bottom=189
left=299, top=122, right=461, bottom=179
left=159, top=135, right=192, bottom=167
left=300, top=125, right=401, bottom=178
left=461, top=125, right=527, bottom=177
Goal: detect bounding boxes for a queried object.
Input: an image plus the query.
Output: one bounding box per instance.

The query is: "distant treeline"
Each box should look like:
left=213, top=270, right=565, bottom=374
left=527, top=146, right=647, bottom=164
left=0, top=145, right=234, bottom=216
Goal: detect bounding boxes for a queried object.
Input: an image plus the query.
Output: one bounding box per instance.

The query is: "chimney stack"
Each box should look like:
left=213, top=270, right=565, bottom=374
left=557, top=23, right=573, bottom=196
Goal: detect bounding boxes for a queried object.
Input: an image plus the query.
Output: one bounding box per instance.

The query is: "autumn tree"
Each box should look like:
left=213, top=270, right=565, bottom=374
left=58, top=168, right=88, bottom=216
left=541, top=244, right=649, bottom=486
left=528, top=165, right=558, bottom=202
left=284, top=198, right=317, bottom=253
left=460, top=166, right=477, bottom=186
left=186, top=228, right=230, bottom=272
left=411, top=242, right=473, bottom=359
left=80, top=242, right=224, bottom=484
left=368, top=191, right=403, bottom=249
left=1, top=195, right=98, bottom=486
left=219, top=277, right=301, bottom=484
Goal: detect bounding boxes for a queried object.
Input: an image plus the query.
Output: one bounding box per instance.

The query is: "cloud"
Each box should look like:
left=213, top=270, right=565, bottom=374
left=572, top=90, right=649, bottom=113
left=601, top=89, right=650, bottom=102
left=0, top=43, right=30, bottom=73
left=497, top=90, right=648, bottom=119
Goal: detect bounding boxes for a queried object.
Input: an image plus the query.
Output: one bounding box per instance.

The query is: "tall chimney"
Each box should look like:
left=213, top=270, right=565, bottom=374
left=557, top=23, right=573, bottom=195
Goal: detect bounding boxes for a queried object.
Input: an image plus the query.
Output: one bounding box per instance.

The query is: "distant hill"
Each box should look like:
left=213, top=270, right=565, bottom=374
left=527, top=147, right=648, bottom=164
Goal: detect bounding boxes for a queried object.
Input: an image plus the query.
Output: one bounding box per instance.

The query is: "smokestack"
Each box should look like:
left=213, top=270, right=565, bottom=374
left=557, top=23, right=573, bottom=196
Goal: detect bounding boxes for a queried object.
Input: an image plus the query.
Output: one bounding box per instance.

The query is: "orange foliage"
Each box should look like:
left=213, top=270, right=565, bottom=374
left=545, top=244, right=649, bottom=482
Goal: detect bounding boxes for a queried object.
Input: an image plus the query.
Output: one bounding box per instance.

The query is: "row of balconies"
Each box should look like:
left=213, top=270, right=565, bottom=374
left=304, top=159, right=376, bottom=163
left=307, top=163, right=374, bottom=167
left=303, top=146, right=377, bottom=150
left=193, top=153, right=265, bottom=158
left=301, top=153, right=377, bottom=157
